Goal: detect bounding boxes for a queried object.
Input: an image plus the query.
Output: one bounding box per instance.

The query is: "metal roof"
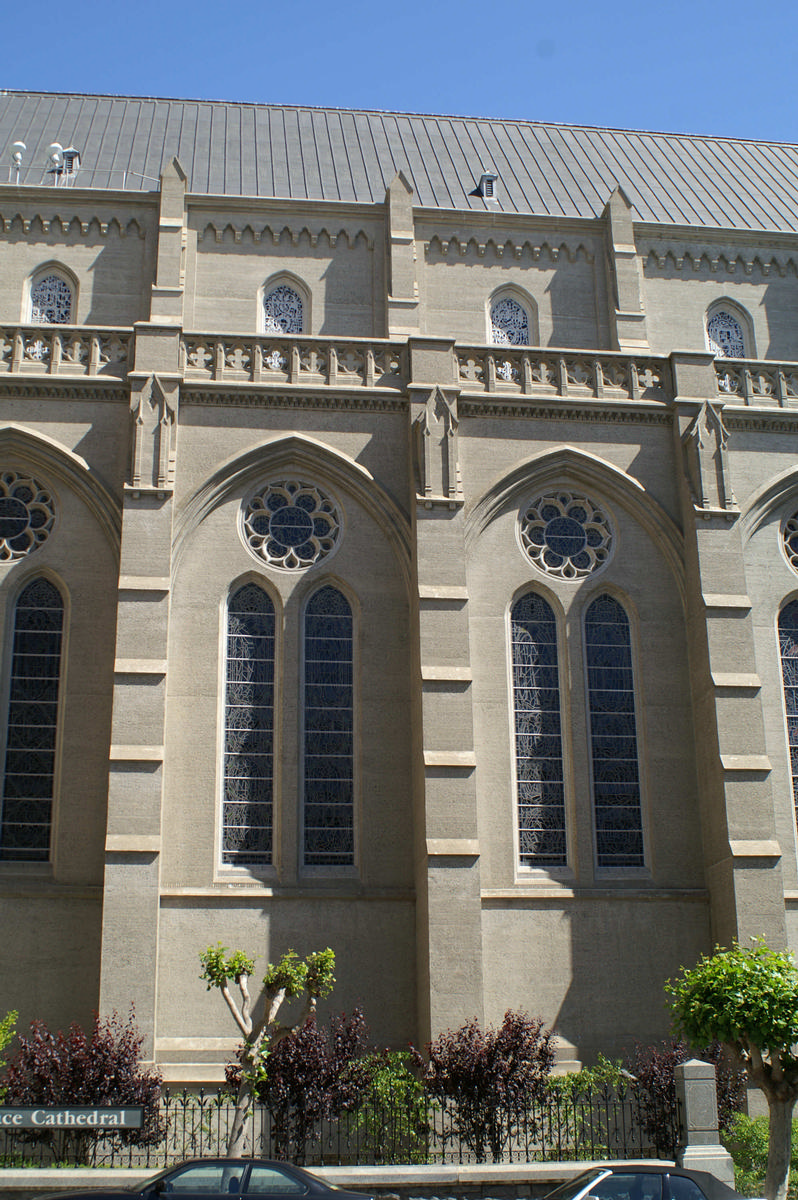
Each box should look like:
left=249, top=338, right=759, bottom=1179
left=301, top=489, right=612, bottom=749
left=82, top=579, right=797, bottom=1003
left=2, top=90, right=798, bottom=233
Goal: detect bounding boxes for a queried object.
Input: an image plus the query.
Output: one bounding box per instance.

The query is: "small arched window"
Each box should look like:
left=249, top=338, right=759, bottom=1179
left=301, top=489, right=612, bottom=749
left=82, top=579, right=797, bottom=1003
left=30, top=272, right=74, bottom=325
left=511, top=592, right=566, bottom=867
left=303, top=585, right=354, bottom=867
left=222, top=583, right=276, bottom=866
left=263, top=284, right=304, bottom=335
left=779, top=600, right=798, bottom=826
left=706, top=309, right=746, bottom=359
left=491, top=295, right=531, bottom=346
left=0, top=578, right=65, bottom=862
left=584, top=594, right=644, bottom=869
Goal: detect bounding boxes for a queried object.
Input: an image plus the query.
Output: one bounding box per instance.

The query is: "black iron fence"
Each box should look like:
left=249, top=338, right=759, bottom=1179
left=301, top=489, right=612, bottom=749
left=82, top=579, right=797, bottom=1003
left=0, top=1084, right=681, bottom=1169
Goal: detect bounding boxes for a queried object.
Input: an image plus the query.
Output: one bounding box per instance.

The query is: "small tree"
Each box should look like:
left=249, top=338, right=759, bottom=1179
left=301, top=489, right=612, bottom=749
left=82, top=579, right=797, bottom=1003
left=418, top=1009, right=554, bottom=1162
left=0, top=1010, right=17, bottom=1101
left=1, top=1010, right=163, bottom=1162
left=199, top=944, right=335, bottom=1156
left=667, top=940, right=798, bottom=1200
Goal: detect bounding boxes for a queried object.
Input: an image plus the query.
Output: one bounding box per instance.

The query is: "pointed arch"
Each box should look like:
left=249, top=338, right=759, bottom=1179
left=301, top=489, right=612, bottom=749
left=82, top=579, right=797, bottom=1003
left=25, top=262, right=78, bottom=325
left=466, top=445, right=686, bottom=607
left=259, top=272, right=310, bottom=336
left=172, top=433, right=412, bottom=592
left=488, top=285, right=538, bottom=347
left=739, top=466, right=798, bottom=543
left=706, top=298, right=755, bottom=359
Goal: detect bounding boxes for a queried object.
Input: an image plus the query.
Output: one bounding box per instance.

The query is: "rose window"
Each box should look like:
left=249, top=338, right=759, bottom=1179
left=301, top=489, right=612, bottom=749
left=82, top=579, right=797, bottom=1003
left=242, top=481, right=340, bottom=569
left=0, top=473, right=56, bottom=560
left=520, top=492, right=613, bottom=579
left=782, top=511, right=798, bottom=574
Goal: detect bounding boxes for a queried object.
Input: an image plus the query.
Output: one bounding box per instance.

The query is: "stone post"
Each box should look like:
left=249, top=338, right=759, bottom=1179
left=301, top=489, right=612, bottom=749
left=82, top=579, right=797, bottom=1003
left=674, top=1059, right=735, bottom=1185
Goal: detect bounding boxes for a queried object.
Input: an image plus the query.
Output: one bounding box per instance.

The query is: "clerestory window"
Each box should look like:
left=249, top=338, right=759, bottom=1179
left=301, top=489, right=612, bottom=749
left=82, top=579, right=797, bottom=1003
left=303, top=585, right=354, bottom=867
left=29, top=273, right=74, bottom=325
left=263, top=284, right=304, bottom=335
left=0, top=578, right=65, bottom=862
left=779, top=600, right=798, bottom=828
left=706, top=309, right=746, bottom=359
left=222, top=583, right=275, bottom=866
left=491, top=295, right=531, bottom=346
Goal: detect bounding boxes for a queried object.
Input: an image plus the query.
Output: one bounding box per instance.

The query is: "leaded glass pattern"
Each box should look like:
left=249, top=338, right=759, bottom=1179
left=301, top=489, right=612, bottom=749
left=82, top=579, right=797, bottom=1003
left=30, top=274, right=73, bottom=324
left=263, top=285, right=303, bottom=335
left=511, top=593, right=566, bottom=867
left=0, top=578, right=64, bottom=861
left=707, top=310, right=746, bottom=358
left=303, top=586, right=354, bottom=867
left=222, top=584, right=275, bottom=866
left=782, top=513, right=798, bottom=574
left=491, top=297, right=530, bottom=346
left=584, top=595, right=644, bottom=869
left=0, top=472, right=56, bottom=561
left=520, top=492, right=613, bottom=579
left=779, top=601, right=798, bottom=827
left=243, top=481, right=341, bottom=570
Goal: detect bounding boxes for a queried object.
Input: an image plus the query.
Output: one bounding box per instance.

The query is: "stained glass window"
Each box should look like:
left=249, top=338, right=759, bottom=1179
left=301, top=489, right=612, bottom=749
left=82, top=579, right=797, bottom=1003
left=520, top=492, right=613, bottom=580
left=243, top=481, right=340, bottom=570
left=584, top=595, right=644, bottom=868
left=303, top=585, right=354, bottom=866
left=491, top=296, right=530, bottom=346
left=779, top=601, right=798, bottom=827
left=707, top=310, right=746, bottom=359
left=0, top=578, right=64, bottom=861
left=222, top=584, right=275, bottom=866
left=511, top=593, right=566, bottom=867
left=30, top=274, right=73, bottom=324
left=263, top=285, right=303, bottom=335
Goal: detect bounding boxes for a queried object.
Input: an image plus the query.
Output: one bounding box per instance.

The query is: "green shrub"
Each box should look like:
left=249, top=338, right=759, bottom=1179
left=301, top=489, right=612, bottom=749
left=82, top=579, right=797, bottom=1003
left=723, top=1113, right=798, bottom=1198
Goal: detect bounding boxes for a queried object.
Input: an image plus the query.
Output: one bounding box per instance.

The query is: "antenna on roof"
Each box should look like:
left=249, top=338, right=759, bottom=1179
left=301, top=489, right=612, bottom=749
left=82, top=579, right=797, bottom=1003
left=8, top=141, right=25, bottom=184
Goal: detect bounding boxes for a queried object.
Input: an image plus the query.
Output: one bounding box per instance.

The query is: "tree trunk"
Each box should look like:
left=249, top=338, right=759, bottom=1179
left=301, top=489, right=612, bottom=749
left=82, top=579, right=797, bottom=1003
left=765, top=1095, right=796, bottom=1200
left=227, top=1078, right=252, bottom=1157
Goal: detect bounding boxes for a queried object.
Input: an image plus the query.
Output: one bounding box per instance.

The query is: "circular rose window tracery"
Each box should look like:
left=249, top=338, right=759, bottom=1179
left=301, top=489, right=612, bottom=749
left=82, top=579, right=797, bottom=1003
left=782, top=511, right=798, bottom=574
left=0, top=472, right=56, bottom=560
left=242, top=480, right=341, bottom=570
left=519, top=491, right=613, bottom=579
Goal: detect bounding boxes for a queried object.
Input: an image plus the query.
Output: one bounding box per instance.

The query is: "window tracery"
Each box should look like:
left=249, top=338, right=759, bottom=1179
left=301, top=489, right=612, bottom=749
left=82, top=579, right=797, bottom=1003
left=706, top=309, right=746, bottom=358
left=520, top=492, right=613, bottom=579
left=30, top=273, right=73, bottom=324
left=242, top=481, right=341, bottom=571
left=490, top=296, right=530, bottom=346
left=222, top=584, right=275, bottom=867
left=584, top=594, right=644, bottom=869
left=782, top=512, right=798, bottom=574
left=511, top=592, right=567, bottom=867
left=0, top=473, right=56, bottom=561
left=263, top=284, right=304, bottom=335
left=303, top=585, right=354, bottom=867
left=779, top=601, right=798, bottom=829
left=0, top=578, right=64, bottom=862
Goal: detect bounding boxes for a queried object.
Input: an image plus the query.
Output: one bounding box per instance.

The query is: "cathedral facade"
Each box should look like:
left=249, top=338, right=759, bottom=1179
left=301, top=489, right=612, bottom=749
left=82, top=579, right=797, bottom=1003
left=1, top=91, right=797, bottom=1079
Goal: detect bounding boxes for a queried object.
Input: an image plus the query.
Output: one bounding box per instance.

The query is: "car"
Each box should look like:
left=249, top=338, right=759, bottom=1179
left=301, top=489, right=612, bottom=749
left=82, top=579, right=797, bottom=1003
left=35, top=1158, right=373, bottom=1200
left=543, top=1165, right=745, bottom=1200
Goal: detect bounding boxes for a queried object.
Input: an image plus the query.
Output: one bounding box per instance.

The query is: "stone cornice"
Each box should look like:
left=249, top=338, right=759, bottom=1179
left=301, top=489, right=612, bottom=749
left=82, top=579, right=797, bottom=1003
left=0, top=378, right=128, bottom=402
left=424, top=233, right=595, bottom=263
left=196, top=220, right=375, bottom=249
left=0, top=210, right=148, bottom=238
left=459, top=397, right=672, bottom=425
left=642, top=243, right=798, bottom=277
left=724, top=411, right=798, bottom=433
left=181, top=385, right=407, bottom=413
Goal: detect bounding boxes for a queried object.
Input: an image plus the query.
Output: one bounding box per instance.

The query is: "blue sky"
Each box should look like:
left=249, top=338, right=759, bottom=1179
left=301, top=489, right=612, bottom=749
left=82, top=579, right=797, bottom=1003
left=3, top=0, right=796, bottom=142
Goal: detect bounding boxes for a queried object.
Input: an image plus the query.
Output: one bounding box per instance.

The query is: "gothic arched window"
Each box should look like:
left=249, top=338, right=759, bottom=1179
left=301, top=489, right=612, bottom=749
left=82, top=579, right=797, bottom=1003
left=511, top=592, right=566, bottom=867
left=584, top=594, right=644, bottom=868
left=263, top=284, right=304, bottom=335
left=303, top=585, right=354, bottom=867
left=0, top=578, right=65, bottom=861
left=706, top=309, right=746, bottom=359
left=30, top=272, right=74, bottom=324
left=490, top=295, right=531, bottom=346
left=222, top=583, right=276, bottom=866
left=779, top=600, right=798, bottom=826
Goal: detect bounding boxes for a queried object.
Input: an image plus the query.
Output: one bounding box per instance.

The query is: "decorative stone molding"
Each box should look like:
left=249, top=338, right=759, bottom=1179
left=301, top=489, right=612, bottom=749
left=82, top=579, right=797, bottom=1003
left=0, top=212, right=146, bottom=238
left=644, top=246, right=798, bottom=278
left=182, top=333, right=407, bottom=390
left=460, top=399, right=672, bottom=425
left=182, top=388, right=407, bottom=413
left=197, top=222, right=374, bottom=249
left=413, top=386, right=463, bottom=505
left=425, top=234, right=595, bottom=263
left=0, top=325, right=131, bottom=379
left=682, top=401, right=736, bottom=512
left=130, top=374, right=178, bottom=491
left=715, top=359, right=798, bottom=406
left=456, top=346, right=670, bottom=401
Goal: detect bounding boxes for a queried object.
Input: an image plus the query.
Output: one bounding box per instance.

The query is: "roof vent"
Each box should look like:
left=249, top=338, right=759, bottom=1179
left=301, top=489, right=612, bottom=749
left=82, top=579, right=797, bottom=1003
left=8, top=140, right=25, bottom=184
left=43, top=143, right=82, bottom=186
left=476, top=171, right=498, bottom=199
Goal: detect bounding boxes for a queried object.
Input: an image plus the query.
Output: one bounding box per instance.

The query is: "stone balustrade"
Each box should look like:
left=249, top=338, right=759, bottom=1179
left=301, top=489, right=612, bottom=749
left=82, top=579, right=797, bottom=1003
left=456, top=346, right=671, bottom=401
left=715, top=358, right=798, bottom=405
left=181, top=333, right=408, bottom=389
left=0, top=325, right=132, bottom=378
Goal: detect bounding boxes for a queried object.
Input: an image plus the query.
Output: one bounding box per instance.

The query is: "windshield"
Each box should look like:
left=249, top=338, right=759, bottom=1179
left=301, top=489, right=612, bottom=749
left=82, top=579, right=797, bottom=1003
left=545, top=1169, right=611, bottom=1200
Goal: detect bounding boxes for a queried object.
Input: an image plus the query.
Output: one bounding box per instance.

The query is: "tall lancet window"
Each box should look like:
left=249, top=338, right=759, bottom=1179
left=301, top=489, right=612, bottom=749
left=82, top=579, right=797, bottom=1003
left=584, top=594, right=644, bottom=868
left=779, top=600, right=798, bottom=825
left=511, top=592, right=566, bottom=867
left=0, top=578, right=65, bottom=861
left=222, top=583, right=276, bottom=866
left=303, top=585, right=354, bottom=866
